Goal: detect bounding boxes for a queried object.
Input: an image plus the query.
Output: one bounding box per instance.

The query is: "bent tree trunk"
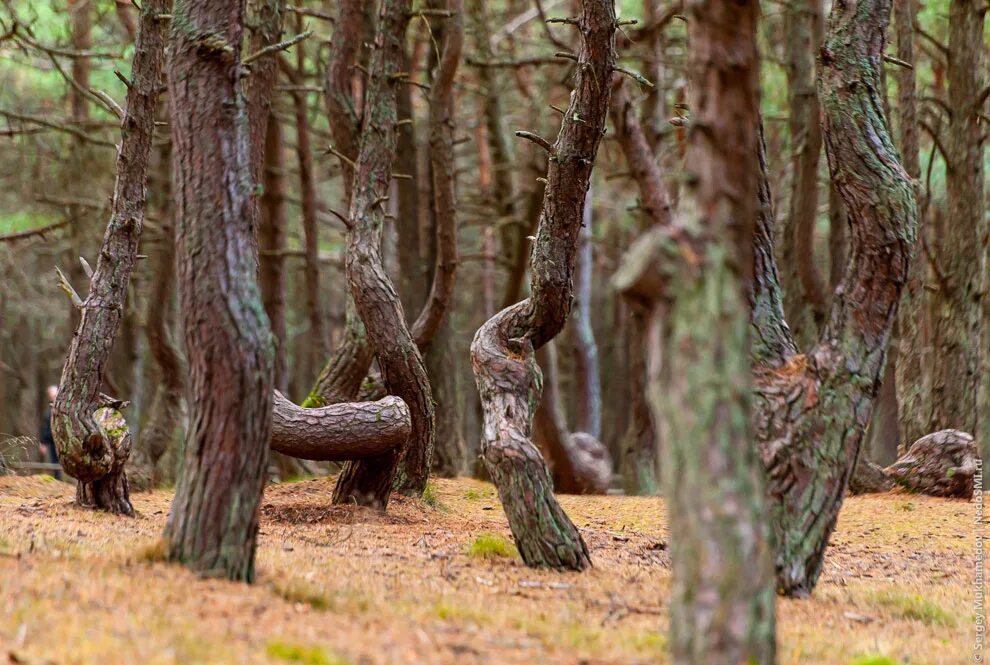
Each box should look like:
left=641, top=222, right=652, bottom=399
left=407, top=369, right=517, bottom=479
left=163, top=0, right=275, bottom=582
left=51, top=0, right=167, bottom=515
left=330, top=0, right=435, bottom=507
left=470, top=0, right=616, bottom=570
left=619, top=0, right=776, bottom=660
left=755, top=0, right=917, bottom=595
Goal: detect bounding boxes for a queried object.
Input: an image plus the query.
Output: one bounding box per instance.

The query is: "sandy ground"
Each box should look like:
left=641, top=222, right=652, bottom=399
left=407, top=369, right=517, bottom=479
left=0, top=474, right=981, bottom=664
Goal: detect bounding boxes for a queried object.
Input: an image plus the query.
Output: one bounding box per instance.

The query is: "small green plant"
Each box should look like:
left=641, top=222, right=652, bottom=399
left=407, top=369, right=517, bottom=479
left=421, top=482, right=446, bottom=511
left=851, top=656, right=897, bottom=665
left=898, top=502, right=914, bottom=512
left=467, top=533, right=517, bottom=559
left=265, top=640, right=347, bottom=665
left=867, top=590, right=955, bottom=626
left=463, top=488, right=484, bottom=501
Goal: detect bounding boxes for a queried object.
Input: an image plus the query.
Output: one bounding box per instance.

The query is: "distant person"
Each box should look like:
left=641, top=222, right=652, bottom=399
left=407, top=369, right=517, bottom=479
left=38, top=384, right=61, bottom=480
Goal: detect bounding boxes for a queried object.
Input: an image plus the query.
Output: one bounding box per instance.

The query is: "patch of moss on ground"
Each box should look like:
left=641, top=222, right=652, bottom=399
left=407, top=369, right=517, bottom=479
left=467, top=533, right=517, bottom=559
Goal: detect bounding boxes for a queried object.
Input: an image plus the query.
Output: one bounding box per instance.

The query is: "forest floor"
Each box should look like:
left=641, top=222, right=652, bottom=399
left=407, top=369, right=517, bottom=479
left=0, top=474, right=979, bottom=665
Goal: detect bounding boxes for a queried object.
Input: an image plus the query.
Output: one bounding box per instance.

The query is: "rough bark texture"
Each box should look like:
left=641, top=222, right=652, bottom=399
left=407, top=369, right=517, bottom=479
left=847, top=458, right=895, bottom=494
left=409, top=0, right=462, bottom=350
left=164, top=0, right=275, bottom=582
left=780, top=0, right=826, bottom=345
left=619, top=1, right=777, bottom=660
left=332, top=0, right=435, bottom=506
left=892, top=0, right=927, bottom=451
left=259, top=115, right=288, bottom=392
left=270, top=392, right=410, bottom=461
left=245, top=0, right=283, bottom=205
left=755, top=0, right=917, bottom=596
left=470, top=0, right=616, bottom=571
left=927, top=0, right=985, bottom=439
left=420, top=0, right=467, bottom=479
left=885, top=429, right=978, bottom=499
left=532, top=344, right=611, bottom=495
left=51, top=0, right=167, bottom=515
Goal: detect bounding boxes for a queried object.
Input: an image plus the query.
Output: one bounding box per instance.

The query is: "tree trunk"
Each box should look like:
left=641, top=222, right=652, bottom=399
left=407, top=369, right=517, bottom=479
left=303, top=0, right=374, bottom=411
left=470, top=0, right=616, bottom=571
left=780, top=0, right=825, bottom=346
left=892, top=0, right=928, bottom=451
left=163, top=0, right=275, bottom=582
left=259, top=114, right=288, bottom=393
left=331, top=0, right=435, bottom=506
left=619, top=1, right=777, bottom=660
left=928, top=0, right=985, bottom=440
left=756, top=0, right=917, bottom=595
left=569, top=190, right=602, bottom=440
left=51, top=0, right=167, bottom=515
left=533, top=343, right=611, bottom=494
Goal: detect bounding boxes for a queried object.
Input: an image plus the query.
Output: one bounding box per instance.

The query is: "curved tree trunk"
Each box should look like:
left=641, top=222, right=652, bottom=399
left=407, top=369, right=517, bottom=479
left=330, top=0, right=435, bottom=507
left=163, top=0, right=275, bottom=582
left=755, top=0, right=917, bottom=595
left=51, top=0, right=167, bottom=515
left=470, top=0, right=616, bottom=571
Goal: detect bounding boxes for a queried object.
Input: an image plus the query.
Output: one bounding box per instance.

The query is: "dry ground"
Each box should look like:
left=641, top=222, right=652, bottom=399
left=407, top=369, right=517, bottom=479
left=0, top=474, right=980, bottom=664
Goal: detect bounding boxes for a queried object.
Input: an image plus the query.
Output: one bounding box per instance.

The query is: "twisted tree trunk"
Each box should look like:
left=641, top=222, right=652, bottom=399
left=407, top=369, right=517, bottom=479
left=51, top=0, right=167, bottom=515
left=163, top=0, right=275, bottom=581
left=330, top=0, right=435, bottom=507
left=755, top=0, right=917, bottom=595
left=470, top=0, right=616, bottom=570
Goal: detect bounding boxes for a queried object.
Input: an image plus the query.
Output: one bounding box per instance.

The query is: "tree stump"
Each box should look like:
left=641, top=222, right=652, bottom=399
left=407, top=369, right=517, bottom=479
left=884, top=429, right=979, bottom=499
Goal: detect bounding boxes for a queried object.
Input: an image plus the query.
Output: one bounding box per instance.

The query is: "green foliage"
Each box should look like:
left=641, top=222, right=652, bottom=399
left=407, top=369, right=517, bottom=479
left=467, top=533, right=517, bottom=559
left=850, top=656, right=898, bottom=665
left=867, top=590, right=955, bottom=626
left=265, top=641, right=348, bottom=665
left=421, top=481, right=445, bottom=510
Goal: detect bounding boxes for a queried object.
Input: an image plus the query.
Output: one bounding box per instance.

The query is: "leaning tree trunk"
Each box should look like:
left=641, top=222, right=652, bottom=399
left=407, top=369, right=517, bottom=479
left=163, top=0, right=275, bottom=582
left=754, top=0, right=917, bottom=596
left=51, top=0, right=167, bottom=515
left=617, top=0, right=776, bottom=660
left=330, top=0, right=435, bottom=507
left=470, top=0, right=616, bottom=571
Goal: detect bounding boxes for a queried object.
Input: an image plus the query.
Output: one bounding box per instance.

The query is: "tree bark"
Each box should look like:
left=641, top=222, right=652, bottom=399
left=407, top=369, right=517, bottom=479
left=304, top=0, right=374, bottom=410
left=51, top=0, right=167, bottom=515
left=259, top=114, right=288, bottom=393
left=164, top=0, right=275, bottom=582
left=569, top=190, right=602, bottom=440
left=331, top=0, right=435, bottom=506
left=780, top=0, right=826, bottom=346
left=928, top=0, right=985, bottom=441
left=533, top=343, right=611, bottom=494
left=619, top=1, right=777, bottom=660
left=892, top=0, right=928, bottom=450
left=756, top=0, right=917, bottom=595
left=470, top=0, right=616, bottom=571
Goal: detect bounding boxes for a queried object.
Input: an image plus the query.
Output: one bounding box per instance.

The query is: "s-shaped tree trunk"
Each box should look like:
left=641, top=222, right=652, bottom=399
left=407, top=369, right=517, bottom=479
left=755, top=0, right=917, bottom=595
left=470, top=0, right=616, bottom=571
left=163, top=0, right=275, bottom=582
left=51, top=0, right=168, bottom=515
